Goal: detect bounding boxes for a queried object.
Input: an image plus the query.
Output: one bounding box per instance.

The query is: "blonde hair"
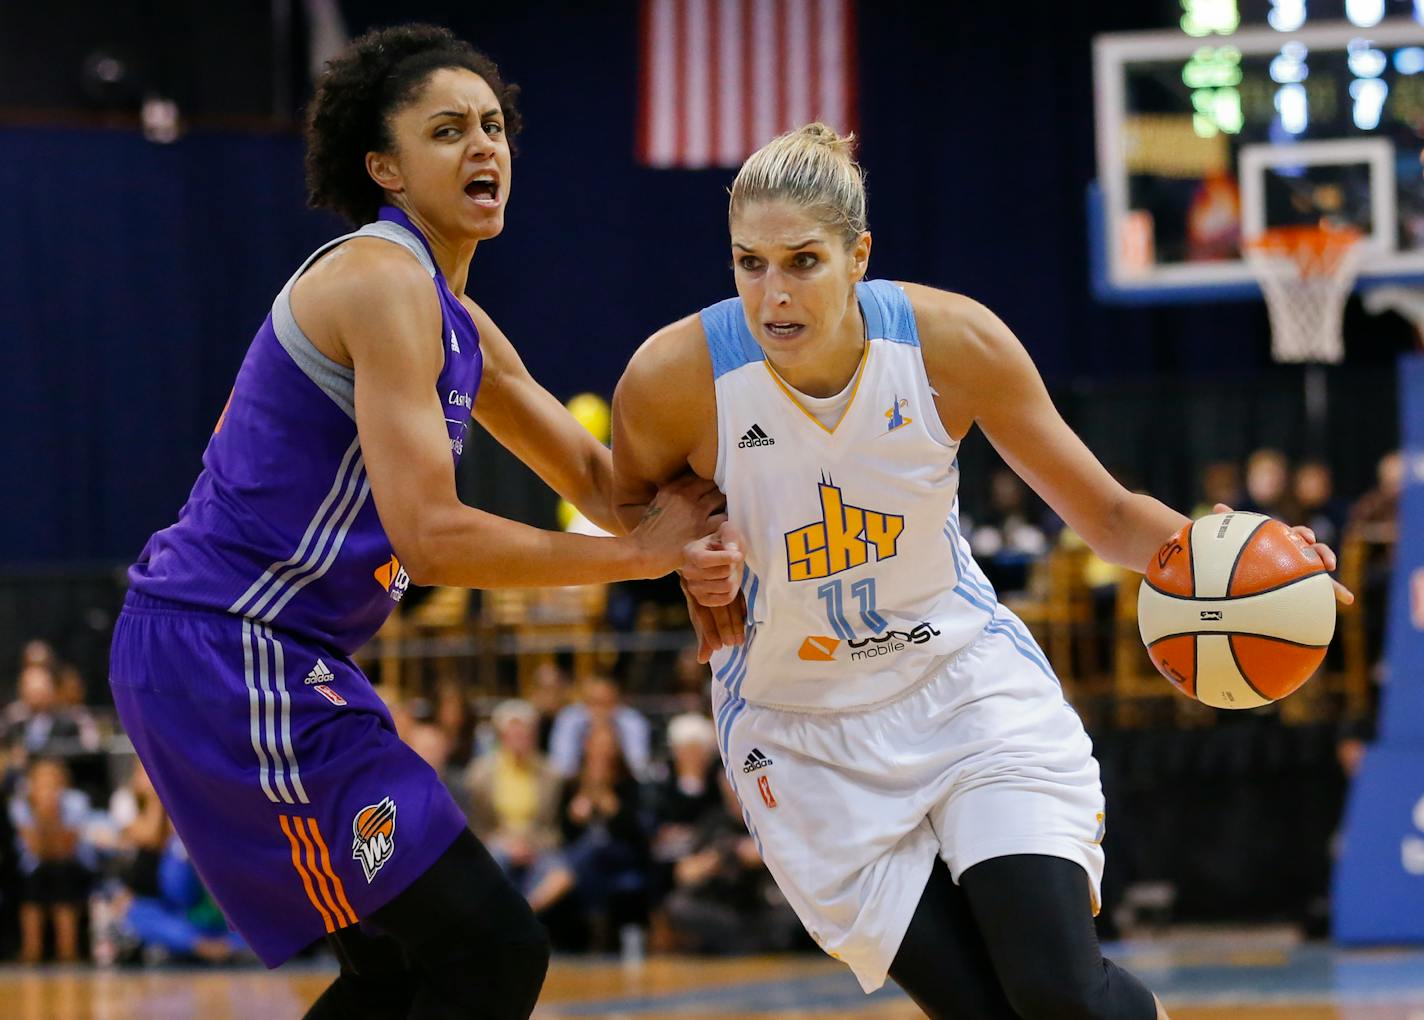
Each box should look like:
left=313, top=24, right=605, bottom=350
left=729, top=122, right=867, bottom=247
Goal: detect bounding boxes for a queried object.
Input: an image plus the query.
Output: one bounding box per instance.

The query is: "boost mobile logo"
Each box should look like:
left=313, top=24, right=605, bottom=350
left=798, top=622, right=940, bottom=662
left=848, top=622, right=941, bottom=660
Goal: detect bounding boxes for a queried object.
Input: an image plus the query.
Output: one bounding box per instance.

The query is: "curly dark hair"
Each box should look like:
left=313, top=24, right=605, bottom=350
left=304, top=23, right=523, bottom=225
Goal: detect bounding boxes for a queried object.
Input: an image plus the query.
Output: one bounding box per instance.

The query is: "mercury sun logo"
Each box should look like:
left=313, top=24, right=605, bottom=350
left=352, top=797, right=397, bottom=882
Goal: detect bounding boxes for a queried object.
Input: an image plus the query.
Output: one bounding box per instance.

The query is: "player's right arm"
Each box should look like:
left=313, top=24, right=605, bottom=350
left=289, top=241, right=720, bottom=588
left=611, top=318, right=744, bottom=658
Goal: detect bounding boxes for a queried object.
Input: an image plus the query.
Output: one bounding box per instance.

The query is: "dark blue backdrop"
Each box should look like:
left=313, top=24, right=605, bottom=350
left=0, top=1, right=1404, bottom=563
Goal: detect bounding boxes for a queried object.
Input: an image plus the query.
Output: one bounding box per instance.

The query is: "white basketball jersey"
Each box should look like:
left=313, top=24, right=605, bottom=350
left=705, top=280, right=998, bottom=712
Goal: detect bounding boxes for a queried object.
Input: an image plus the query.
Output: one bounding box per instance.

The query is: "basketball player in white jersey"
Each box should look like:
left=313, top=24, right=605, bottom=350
left=618, top=125, right=1349, bottom=1019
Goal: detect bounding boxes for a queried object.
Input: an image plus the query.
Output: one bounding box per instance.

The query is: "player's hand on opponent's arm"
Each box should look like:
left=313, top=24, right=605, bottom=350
left=629, top=474, right=726, bottom=576
left=684, top=581, right=747, bottom=664
left=682, top=521, right=744, bottom=605
left=1212, top=503, right=1355, bottom=605
left=681, top=521, right=747, bottom=662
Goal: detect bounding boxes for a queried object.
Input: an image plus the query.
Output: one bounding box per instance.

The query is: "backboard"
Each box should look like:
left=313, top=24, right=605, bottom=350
left=1093, top=17, right=1424, bottom=303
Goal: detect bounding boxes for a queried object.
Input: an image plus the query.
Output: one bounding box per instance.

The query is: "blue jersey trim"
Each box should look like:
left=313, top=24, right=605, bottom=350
left=700, top=279, right=920, bottom=380
left=700, top=298, right=765, bottom=380
left=855, top=279, right=920, bottom=347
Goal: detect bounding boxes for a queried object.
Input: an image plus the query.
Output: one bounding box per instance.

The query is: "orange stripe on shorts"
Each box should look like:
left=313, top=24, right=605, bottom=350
left=291, top=815, right=347, bottom=931
left=280, top=814, right=335, bottom=933
left=304, top=818, right=359, bottom=927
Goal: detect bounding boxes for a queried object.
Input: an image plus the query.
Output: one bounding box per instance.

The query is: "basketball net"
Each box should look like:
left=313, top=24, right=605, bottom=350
left=1243, top=223, right=1364, bottom=364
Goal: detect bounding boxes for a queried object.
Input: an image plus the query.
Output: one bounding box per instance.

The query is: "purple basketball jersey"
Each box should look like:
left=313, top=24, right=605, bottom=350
left=128, top=207, right=482, bottom=653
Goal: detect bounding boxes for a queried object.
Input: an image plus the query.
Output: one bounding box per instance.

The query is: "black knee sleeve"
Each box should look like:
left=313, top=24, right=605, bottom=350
left=960, top=854, right=1157, bottom=1020
left=371, top=829, right=550, bottom=1020
left=888, top=860, right=1019, bottom=1020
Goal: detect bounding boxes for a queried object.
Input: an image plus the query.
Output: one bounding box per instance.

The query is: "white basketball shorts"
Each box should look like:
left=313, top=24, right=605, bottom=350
left=712, top=607, right=1106, bottom=993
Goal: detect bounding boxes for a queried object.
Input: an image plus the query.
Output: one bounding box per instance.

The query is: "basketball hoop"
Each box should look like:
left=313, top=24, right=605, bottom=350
left=1243, top=223, right=1365, bottom=364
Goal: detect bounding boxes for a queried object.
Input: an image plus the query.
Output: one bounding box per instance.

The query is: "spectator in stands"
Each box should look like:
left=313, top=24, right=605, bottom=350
left=11, top=757, right=94, bottom=962
left=407, top=719, right=462, bottom=791
left=528, top=662, right=570, bottom=752
left=1293, top=460, right=1348, bottom=550
left=3, top=664, right=100, bottom=774
left=548, top=675, right=651, bottom=781
left=97, top=761, right=169, bottom=897
left=1348, top=449, right=1403, bottom=542
left=465, top=700, right=574, bottom=920
left=560, top=722, right=649, bottom=949
left=54, top=663, right=101, bottom=752
left=969, top=468, right=1050, bottom=596
left=1348, top=450, right=1404, bottom=671
left=1241, top=448, right=1296, bottom=521
left=433, top=682, right=475, bottom=769
left=660, top=772, right=802, bottom=954
left=89, top=762, right=245, bottom=965
left=118, top=838, right=247, bottom=964
left=669, top=648, right=712, bottom=714
left=19, top=639, right=57, bottom=672
left=1191, top=460, right=1244, bottom=519
left=648, top=714, right=722, bottom=908
left=384, top=692, right=418, bottom=742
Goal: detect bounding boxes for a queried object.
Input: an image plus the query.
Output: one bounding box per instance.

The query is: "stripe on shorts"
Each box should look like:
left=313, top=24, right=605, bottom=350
left=281, top=816, right=358, bottom=930
left=242, top=619, right=279, bottom=804
left=256, top=623, right=309, bottom=804
left=294, top=816, right=357, bottom=928
left=243, top=620, right=309, bottom=804
left=280, top=814, right=335, bottom=933
left=305, top=818, right=358, bottom=925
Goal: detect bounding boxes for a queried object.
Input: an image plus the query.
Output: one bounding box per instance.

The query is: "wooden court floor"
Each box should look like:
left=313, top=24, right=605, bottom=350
left=2, top=943, right=1422, bottom=1019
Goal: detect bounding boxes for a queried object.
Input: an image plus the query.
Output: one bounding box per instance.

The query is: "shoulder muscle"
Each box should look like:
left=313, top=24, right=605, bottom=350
left=291, top=237, right=443, bottom=377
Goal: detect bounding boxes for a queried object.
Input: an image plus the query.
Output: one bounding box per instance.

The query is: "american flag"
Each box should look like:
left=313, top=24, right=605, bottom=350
left=637, top=0, right=859, bottom=169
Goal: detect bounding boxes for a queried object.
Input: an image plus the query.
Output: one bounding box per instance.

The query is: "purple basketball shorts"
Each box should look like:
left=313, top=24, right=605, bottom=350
left=109, top=593, right=468, bottom=967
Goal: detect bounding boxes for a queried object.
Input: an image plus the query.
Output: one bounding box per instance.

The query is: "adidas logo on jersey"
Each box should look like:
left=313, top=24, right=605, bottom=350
left=449, top=328, right=461, bottom=354
left=742, top=748, right=774, bottom=773
left=738, top=424, right=775, bottom=448
left=305, top=659, right=336, bottom=685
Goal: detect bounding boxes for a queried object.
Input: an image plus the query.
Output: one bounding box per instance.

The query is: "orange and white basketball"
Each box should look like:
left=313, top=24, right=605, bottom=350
left=1137, top=512, right=1336, bottom=709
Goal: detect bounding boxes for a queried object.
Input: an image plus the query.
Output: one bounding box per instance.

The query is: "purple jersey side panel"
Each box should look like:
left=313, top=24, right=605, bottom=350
left=128, top=208, right=482, bottom=654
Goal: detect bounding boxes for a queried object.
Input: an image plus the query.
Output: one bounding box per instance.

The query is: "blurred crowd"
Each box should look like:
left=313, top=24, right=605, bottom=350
left=390, top=664, right=806, bottom=958
left=0, top=640, right=245, bottom=965
left=0, top=646, right=809, bottom=967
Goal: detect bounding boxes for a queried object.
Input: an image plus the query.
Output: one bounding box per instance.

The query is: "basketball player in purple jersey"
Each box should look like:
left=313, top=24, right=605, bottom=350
left=109, top=25, right=727, bottom=1020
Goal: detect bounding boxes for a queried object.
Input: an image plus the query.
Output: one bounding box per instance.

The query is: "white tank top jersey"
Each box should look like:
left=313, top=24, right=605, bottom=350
left=704, top=279, right=1001, bottom=714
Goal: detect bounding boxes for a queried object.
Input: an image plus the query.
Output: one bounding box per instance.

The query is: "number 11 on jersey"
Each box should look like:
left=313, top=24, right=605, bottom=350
left=816, top=577, right=888, bottom=640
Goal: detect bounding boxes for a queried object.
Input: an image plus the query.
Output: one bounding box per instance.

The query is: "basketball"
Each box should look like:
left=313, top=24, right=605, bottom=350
left=1137, top=512, right=1337, bottom=709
